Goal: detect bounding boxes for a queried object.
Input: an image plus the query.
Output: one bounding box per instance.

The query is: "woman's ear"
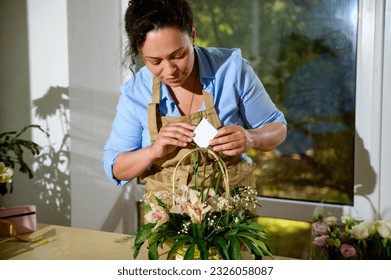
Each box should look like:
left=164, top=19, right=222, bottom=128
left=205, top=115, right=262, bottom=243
left=191, top=26, right=196, bottom=46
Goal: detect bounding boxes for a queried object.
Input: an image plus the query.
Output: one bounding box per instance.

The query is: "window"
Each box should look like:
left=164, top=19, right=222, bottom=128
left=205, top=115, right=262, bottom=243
left=190, top=0, right=358, bottom=206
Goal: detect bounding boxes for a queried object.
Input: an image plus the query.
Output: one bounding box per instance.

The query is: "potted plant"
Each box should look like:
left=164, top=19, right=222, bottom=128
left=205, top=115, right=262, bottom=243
left=0, top=125, right=47, bottom=196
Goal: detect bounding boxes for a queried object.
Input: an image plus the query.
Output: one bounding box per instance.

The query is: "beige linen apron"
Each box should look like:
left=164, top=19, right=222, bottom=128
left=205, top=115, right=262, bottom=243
left=140, top=77, right=255, bottom=194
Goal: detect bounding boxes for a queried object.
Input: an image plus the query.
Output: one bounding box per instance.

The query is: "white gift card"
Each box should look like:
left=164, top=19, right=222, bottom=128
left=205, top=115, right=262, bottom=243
left=193, top=118, right=218, bottom=148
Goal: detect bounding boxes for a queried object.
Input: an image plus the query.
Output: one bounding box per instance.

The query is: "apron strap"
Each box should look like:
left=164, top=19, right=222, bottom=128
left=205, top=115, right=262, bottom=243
left=148, top=104, right=159, bottom=143
left=152, top=77, right=161, bottom=103
left=203, top=91, right=222, bottom=129
left=148, top=78, right=162, bottom=143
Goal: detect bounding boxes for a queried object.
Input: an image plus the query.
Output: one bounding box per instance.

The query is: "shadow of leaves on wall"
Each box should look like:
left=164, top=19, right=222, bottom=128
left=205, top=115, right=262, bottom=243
left=32, top=86, right=71, bottom=223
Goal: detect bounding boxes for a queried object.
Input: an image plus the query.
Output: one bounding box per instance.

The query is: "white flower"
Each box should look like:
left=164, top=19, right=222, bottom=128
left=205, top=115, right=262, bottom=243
left=169, top=185, right=213, bottom=224
left=375, top=220, right=391, bottom=239
left=351, top=220, right=376, bottom=239
left=144, top=203, right=169, bottom=230
left=216, top=196, right=230, bottom=211
left=0, top=162, right=14, bottom=184
left=174, top=185, right=191, bottom=204
left=144, top=190, right=171, bottom=206
left=189, top=189, right=200, bottom=205
left=185, top=204, right=212, bottom=224
left=324, top=216, right=338, bottom=226
left=202, top=188, right=216, bottom=204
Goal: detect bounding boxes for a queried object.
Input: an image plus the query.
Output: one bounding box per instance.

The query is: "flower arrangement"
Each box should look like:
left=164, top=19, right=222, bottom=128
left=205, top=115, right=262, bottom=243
left=132, top=147, right=273, bottom=260
left=0, top=125, right=47, bottom=196
left=311, top=212, right=391, bottom=260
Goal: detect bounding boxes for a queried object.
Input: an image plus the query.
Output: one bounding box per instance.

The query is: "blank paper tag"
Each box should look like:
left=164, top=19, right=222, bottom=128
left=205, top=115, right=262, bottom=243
left=193, top=118, right=218, bottom=148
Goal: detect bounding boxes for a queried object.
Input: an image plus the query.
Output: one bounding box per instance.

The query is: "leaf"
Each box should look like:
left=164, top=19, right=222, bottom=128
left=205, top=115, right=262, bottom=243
left=191, top=223, right=199, bottom=240
left=242, top=213, right=261, bottom=221
left=228, top=236, right=242, bottom=260
left=167, top=238, right=192, bottom=260
left=197, top=238, right=208, bottom=260
left=213, top=236, right=230, bottom=260
left=193, top=149, right=199, bottom=191
left=148, top=242, right=159, bottom=260
left=237, top=232, right=274, bottom=259
left=225, top=228, right=239, bottom=236
left=245, top=222, right=265, bottom=232
left=184, top=243, right=195, bottom=260
left=238, top=236, right=263, bottom=259
left=133, top=223, right=158, bottom=259
left=133, top=244, right=142, bottom=259
left=196, top=223, right=203, bottom=240
left=144, top=203, right=152, bottom=213
left=134, top=223, right=155, bottom=245
left=214, top=169, right=223, bottom=194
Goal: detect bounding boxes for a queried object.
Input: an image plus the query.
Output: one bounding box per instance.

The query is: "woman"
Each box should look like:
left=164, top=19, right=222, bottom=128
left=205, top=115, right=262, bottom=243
left=103, top=0, right=287, bottom=193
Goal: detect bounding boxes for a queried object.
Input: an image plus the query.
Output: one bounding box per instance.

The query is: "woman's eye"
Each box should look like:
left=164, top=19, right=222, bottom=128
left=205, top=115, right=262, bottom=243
left=173, top=52, right=185, bottom=59
left=145, top=58, right=161, bottom=65
left=150, top=60, right=161, bottom=65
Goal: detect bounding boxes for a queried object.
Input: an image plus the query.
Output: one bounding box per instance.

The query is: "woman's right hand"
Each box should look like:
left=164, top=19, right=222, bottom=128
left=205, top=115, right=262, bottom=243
left=151, top=122, right=196, bottom=158
left=113, top=122, right=196, bottom=181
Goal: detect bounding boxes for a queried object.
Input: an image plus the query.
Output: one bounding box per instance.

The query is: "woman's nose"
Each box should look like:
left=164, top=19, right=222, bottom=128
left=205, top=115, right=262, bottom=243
left=164, top=61, right=177, bottom=74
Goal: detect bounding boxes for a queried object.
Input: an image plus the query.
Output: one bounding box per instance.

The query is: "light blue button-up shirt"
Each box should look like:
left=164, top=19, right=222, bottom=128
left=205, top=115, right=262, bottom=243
left=103, top=46, right=286, bottom=186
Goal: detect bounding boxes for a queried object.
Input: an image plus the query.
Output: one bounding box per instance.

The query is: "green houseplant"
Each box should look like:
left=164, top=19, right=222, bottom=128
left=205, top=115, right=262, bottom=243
left=0, top=125, right=47, bottom=196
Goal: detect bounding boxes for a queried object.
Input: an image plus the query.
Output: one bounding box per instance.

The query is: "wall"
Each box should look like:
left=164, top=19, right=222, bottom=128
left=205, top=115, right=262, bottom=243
left=0, top=0, right=143, bottom=234
left=380, top=0, right=391, bottom=219
left=0, top=0, right=71, bottom=225
left=67, top=0, right=143, bottom=233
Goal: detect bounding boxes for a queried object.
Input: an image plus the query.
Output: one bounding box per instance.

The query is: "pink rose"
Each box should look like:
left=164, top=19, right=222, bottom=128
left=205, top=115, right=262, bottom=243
left=340, top=244, right=357, bottom=258
left=313, top=221, right=328, bottom=236
left=313, top=235, right=329, bottom=247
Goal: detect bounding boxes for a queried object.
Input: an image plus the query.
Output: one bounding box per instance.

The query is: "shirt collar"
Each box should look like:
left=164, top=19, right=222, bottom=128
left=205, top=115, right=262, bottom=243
left=195, top=46, right=215, bottom=81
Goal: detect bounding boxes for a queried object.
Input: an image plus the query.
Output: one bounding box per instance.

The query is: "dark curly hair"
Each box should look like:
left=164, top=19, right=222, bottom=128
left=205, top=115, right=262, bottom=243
left=124, top=0, right=194, bottom=72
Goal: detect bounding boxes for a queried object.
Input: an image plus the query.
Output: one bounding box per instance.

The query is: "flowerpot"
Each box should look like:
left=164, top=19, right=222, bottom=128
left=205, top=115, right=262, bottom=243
left=175, top=245, right=222, bottom=260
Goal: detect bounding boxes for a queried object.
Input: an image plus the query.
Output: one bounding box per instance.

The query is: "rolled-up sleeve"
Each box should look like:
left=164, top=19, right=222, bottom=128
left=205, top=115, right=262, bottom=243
left=238, top=57, right=287, bottom=128
left=103, top=84, right=143, bottom=186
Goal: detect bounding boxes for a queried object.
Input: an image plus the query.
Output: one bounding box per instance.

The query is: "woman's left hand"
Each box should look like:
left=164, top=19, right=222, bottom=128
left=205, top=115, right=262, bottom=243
left=209, top=122, right=287, bottom=156
left=209, top=126, right=252, bottom=156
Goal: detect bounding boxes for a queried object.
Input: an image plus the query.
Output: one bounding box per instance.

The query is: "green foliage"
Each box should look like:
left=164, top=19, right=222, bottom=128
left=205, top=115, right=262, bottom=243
left=0, top=125, right=48, bottom=195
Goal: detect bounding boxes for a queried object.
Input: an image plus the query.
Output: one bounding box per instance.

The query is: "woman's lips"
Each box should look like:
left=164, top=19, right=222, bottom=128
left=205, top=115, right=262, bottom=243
left=166, top=73, right=183, bottom=84
left=166, top=77, right=180, bottom=83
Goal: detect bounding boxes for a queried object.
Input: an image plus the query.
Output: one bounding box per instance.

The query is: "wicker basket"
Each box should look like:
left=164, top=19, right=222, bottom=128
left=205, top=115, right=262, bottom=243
left=171, top=147, right=230, bottom=202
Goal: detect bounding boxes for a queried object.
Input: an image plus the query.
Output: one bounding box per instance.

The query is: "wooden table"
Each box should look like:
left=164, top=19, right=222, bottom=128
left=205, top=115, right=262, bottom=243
left=0, top=224, right=291, bottom=260
left=0, top=224, right=135, bottom=260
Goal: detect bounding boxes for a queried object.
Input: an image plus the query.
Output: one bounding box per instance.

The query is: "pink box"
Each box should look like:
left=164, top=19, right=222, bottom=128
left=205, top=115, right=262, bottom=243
left=0, top=205, right=37, bottom=236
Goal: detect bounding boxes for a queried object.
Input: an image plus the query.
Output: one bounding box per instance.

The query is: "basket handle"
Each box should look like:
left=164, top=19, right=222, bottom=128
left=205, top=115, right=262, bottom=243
left=172, top=147, right=230, bottom=202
